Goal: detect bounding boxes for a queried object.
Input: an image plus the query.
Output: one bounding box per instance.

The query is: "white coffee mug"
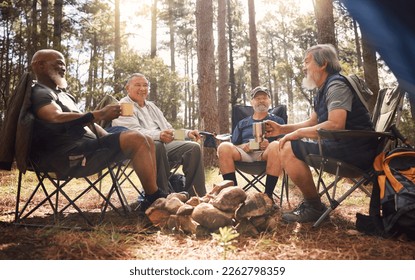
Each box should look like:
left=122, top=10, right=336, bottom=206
left=174, top=129, right=186, bottom=141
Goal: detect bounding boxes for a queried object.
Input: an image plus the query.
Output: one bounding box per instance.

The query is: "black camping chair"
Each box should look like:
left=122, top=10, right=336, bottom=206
left=11, top=74, right=133, bottom=227
left=304, top=86, right=404, bottom=227
left=217, top=104, right=289, bottom=205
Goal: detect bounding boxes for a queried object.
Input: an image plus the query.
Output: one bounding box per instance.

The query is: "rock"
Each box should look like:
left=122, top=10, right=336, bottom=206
left=235, top=218, right=259, bottom=236
left=151, top=197, right=167, bottom=209
left=211, top=186, right=247, bottom=212
left=167, top=192, right=189, bottom=202
left=192, top=202, right=233, bottom=230
left=199, top=196, right=211, bottom=203
left=250, top=215, right=278, bottom=232
left=165, top=197, right=184, bottom=214
left=208, top=180, right=235, bottom=196
left=178, top=215, right=197, bottom=234
left=235, top=192, right=273, bottom=220
left=176, top=204, right=194, bottom=216
left=186, top=196, right=201, bottom=207
left=145, top=207, right=170, bottom=227
left=167, top=215, right=180, bottom=230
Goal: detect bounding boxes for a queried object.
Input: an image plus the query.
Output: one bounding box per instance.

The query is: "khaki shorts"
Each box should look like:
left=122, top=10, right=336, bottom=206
left=235, top=146, right=264, bottom=162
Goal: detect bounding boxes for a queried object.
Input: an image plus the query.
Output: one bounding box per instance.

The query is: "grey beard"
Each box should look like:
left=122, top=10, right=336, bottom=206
left=302, top=76, right=317, bottom=90
left=254, top=104, right=268, bottom=113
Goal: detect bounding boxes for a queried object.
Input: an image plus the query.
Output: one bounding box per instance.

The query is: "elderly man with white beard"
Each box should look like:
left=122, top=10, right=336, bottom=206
left=264, top=44, right=377, bottom=223
left=216, top=86, right=285, bottom=200
left=29, top=49, right=167, bottom=210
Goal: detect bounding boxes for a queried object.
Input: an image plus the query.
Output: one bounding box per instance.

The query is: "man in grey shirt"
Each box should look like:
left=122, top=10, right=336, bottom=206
left=112, top=73, right=206, bottom=197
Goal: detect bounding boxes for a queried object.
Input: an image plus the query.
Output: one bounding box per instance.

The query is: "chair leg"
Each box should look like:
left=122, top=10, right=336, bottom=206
left=15, top=171, right=23, bottom=223
left=279, top=172, right=289, bottom=207
left=313, top=176, right=368, bottom=227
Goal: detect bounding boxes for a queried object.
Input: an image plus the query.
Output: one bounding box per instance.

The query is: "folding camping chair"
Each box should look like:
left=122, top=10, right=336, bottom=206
left=304, top=86, right=404, bottom=227
left=223, top=104, right=290, bottom=205
left=9, top=73, right=133, bottom=227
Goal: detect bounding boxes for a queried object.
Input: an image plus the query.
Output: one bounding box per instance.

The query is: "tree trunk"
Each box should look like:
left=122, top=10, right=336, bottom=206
left=353, top=19, right=363, bottom=69
left=40, top=0, right=48, bottom=49
left=362, top=33, right=379, bottom=114
left=53, top=0, right=63, bottom=50
left=217, top=0, right=230, bottom=134
left=114, top=0, right=122, bottom=94
left=313, top=0, right=336, bottom=47
left=150, top=0, right=158, bottom=103
left=151, top=0, right=157, bottom=59
left=167, top=0, right=177, bottom=121
left=227, top=0, right=236, bottom=108
left=248, top=0, right=259, bottom=88
left=196, top=0, right=218, bottom=167
left=28, top=0, right=37, bottom=63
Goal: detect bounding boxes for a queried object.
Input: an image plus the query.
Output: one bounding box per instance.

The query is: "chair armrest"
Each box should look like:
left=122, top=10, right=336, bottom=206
left=315, top=128, right=395, bottom=157
left=199, top=131, right=218, bottom=148
left=316, top=129, right=394, bottom=141
left=215, top=133, right=231, bottom=141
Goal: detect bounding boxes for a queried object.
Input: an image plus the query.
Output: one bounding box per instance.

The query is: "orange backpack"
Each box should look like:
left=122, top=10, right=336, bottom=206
left=372, top=147, right=415, bottom=239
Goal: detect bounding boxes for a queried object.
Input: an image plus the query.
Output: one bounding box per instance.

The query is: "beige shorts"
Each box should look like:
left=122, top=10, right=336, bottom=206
left=235, top=146, right=264, bottom=162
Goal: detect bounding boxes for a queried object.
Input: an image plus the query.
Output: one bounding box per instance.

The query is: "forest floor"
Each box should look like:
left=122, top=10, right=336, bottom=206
left=1, top=167, right=414, bottom=260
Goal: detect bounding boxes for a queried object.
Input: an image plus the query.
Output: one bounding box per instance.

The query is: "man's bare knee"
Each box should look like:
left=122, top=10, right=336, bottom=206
left=217, top=142, right=234, bottom=157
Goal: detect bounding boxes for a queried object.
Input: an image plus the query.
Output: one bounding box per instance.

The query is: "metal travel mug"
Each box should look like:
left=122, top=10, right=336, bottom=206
left=252, top=122, right=266, bottom=143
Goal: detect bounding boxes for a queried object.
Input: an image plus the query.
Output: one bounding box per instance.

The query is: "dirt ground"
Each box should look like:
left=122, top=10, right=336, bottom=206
left=1, top=168, right=414, bottom=260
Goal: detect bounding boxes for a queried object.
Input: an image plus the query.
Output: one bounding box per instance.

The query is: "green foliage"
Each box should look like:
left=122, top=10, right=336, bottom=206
left=397, top=106, right=415, bottom=145
left=211, top=226, right=240, bottom=260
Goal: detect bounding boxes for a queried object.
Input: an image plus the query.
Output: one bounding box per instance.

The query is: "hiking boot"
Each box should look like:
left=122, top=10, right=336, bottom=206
left=282, top=201, right=327, bottom=223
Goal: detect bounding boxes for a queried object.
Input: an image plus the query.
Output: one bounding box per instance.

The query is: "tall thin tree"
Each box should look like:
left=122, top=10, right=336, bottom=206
left=217, top=0, right=230, bottom=134
left=114, top=0, right=122, bottom=93
left=313, top=0, right=336, bottom=47
left=150, top=0, right=158, bottom=102
left=227, top=0, right=236, bottom=107
left=40, top=0, right=48, bottom=49
left=248, top=0, right=259, bottom=88
left=53, top=0, right=63, bottom=50
left=196, top=0, right=218, bottom=167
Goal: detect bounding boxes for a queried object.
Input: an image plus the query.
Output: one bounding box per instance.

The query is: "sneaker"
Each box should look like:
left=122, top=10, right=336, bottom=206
left=136, top=198, right=152, bottom=213
left=282, top=201, right=327, bottom=223
left=136, top=188, right=168, bottom=212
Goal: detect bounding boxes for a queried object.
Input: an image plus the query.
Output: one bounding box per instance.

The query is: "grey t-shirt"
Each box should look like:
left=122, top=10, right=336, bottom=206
left=326, top=80, right=353, bottom=112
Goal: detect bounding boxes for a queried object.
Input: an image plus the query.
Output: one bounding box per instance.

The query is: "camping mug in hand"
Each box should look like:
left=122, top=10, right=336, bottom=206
left=252, top=122, right=266, bottom=143
left=120, top=103, right=134, bottom=116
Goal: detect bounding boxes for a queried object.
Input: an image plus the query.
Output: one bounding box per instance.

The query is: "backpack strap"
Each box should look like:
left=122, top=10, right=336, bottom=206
left=342, top=74, right=373, bottom=112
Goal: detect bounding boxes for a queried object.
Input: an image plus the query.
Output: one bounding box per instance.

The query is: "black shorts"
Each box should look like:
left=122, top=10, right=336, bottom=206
left=32, top=132, right=128, bottom=178
left=291, top=138, right=378, bottom=171
left=65, top=132, right=127, bottom=177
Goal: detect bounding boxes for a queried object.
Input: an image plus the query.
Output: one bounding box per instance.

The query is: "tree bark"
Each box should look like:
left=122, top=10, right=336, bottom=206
left=362, top=33, right=379, bottom=114
left=217, top=0, right=230, bottom=134
left=248, top=0, right=259, bottom=88
left=40, top=0, right=48, bottom=49
left=150, top=0, right=158, bottom=103
left=313, top=0, right=336, bottom=47
left=114, top=0, right=122, bottom=94
left=227, top=0, right=236, bottom=108
left=196, top=0, right=218, bottom=167
left=53, top=0, right=63, bottom=50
